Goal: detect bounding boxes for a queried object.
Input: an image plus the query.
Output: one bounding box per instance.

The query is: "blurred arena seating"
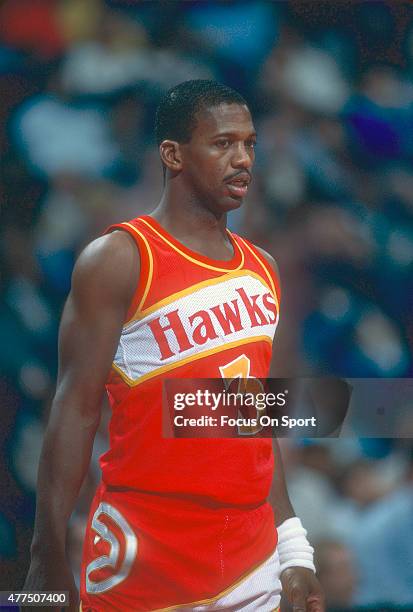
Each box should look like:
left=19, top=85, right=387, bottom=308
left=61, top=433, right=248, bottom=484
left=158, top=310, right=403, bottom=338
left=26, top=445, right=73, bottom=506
left=0, top=2, right=412, bottom=609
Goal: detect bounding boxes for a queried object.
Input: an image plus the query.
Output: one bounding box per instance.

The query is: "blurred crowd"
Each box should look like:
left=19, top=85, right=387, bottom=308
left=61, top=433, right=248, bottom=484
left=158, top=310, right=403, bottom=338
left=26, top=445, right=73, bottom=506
left=0, top=1, right=412, bottom=609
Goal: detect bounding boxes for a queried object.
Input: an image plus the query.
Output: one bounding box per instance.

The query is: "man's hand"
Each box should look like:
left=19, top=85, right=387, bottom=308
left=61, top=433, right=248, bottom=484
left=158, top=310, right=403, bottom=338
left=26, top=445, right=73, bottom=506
left=22, top=554, right=79, bottom=612
left=281, top=567, right=325, bottom=612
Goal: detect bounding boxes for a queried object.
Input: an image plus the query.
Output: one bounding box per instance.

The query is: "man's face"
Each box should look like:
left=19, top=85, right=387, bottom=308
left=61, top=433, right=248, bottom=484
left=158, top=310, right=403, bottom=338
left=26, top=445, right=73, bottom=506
left=179, top=103, right=256, bottom=213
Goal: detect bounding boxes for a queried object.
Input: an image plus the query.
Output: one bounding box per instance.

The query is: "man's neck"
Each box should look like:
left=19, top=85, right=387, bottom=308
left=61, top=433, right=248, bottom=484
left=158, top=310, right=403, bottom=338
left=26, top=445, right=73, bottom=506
left=149, top=189, right=234, bottom=260
left=152, top=188, right=228, bottom=240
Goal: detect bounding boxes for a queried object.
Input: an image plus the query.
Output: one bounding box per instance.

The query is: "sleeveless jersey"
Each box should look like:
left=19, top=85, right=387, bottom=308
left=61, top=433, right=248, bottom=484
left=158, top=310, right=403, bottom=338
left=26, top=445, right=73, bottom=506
left=81, top=216, right=282, bottom=610
left=101, top=215, right=281, bottom=506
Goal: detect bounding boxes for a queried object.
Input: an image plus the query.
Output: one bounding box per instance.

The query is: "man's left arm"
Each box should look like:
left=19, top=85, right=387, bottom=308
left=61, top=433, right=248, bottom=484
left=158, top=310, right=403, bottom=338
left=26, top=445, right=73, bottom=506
left=270, top=440, right=325, bottom=612
left=255, top=246, right=325, bottom=612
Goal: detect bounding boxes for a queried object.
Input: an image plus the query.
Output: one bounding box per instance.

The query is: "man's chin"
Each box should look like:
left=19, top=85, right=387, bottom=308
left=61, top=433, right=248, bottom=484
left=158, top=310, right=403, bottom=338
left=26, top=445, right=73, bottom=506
left=221, top=194, right=243, bottom=211
left=203, top=194, right=243, bottom=217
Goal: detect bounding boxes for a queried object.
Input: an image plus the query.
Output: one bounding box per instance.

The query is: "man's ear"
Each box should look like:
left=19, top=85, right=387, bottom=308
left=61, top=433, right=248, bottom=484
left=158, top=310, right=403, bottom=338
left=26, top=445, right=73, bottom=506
left=159, top=140, right=182, bottom=173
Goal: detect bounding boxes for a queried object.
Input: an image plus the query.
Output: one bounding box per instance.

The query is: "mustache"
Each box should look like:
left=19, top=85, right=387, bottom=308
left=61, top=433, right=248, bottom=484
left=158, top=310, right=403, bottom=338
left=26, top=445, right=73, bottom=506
left=224, top=170, right=252, bottom=182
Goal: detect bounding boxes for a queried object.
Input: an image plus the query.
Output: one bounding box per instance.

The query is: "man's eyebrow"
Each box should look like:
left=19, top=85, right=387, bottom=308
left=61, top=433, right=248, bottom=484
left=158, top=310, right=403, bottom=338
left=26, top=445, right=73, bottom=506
left=210, top=130, right=257, bottom=139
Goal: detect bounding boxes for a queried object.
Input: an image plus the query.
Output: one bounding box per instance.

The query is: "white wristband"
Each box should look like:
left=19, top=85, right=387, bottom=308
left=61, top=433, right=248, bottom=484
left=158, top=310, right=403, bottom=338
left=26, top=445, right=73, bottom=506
left=277, top=517, right=316, bottom=574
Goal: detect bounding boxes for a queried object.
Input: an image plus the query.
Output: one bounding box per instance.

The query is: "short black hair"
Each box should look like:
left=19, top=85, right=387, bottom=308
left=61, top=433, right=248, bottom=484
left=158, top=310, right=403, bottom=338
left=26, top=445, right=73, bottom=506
left=155, top=79, right=248, bottom=146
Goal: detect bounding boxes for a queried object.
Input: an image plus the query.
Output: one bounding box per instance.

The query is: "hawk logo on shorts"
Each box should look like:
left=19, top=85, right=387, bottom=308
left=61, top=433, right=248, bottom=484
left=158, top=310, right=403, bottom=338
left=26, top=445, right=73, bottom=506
left=85, top=502, right=138, bottom=594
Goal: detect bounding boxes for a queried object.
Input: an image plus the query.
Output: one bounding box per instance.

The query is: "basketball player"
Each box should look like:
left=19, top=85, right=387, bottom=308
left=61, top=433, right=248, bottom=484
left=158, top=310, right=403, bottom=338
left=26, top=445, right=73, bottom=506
left=24, top=81, right=324, bottom=611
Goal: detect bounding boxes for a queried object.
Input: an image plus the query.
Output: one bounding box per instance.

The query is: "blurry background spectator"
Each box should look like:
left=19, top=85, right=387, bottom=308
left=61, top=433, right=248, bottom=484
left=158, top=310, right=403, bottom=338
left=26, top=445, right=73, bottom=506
left=0, top=1, right=412, bottom=609
left=314, top=539, right=357, bottom=610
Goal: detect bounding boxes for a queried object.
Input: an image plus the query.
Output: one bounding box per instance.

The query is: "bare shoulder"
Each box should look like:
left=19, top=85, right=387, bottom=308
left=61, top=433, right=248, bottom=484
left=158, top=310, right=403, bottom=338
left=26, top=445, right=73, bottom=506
left=254, top=244, right=280, bottom=278
left=71, top=230, right=140, bottom=306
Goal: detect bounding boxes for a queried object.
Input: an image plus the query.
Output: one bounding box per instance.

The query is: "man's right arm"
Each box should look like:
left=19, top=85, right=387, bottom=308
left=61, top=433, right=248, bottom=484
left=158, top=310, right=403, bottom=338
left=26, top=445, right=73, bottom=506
left=23, top=230, right=139, bottom=608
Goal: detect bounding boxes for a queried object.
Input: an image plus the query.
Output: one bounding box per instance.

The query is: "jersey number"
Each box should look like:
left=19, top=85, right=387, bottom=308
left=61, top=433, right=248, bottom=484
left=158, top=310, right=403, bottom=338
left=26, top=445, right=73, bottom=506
left=219, top=354, right=265, bottom=435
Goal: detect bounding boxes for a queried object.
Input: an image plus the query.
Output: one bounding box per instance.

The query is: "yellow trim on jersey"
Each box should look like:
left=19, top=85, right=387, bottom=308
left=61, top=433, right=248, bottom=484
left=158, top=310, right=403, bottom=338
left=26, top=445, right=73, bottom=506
left=238, top=237, right=279, bottom=309
left=125, top=268, right=274, bottom=326
left=148, top=549, right=277, bottom=611
left=112, top=335, right=273, bottom=387
left=121, top=222, right=154, bottom=313
left=139, top=217, right=245, bottom=272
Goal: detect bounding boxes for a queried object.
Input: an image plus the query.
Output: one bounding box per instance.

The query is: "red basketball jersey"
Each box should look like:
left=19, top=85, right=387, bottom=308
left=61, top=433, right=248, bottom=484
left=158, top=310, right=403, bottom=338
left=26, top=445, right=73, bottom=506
left=102, top=215, right=280, bottom=506
left=81, top=216, right=282, bottom=610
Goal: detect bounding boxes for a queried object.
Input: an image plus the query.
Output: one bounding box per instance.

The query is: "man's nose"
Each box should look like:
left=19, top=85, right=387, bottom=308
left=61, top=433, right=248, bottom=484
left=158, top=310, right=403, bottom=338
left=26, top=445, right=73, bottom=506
left=231, top=143, right=253, bottom=168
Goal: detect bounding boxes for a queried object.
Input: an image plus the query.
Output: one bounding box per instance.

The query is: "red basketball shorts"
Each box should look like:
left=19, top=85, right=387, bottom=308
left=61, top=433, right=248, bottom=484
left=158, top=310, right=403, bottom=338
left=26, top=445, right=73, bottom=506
left=80, top=483, right=280, bottom=611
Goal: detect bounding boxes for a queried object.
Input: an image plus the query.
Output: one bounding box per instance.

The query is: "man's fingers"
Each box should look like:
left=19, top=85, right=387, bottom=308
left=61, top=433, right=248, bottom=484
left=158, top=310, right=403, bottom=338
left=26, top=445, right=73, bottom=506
left=307, top=603, right=323, bottom=612
left=281, top=568, right=325, bottom=612
left=307, top=594, right=325, bottom=612
left=291, top=585, right=307, bottom=612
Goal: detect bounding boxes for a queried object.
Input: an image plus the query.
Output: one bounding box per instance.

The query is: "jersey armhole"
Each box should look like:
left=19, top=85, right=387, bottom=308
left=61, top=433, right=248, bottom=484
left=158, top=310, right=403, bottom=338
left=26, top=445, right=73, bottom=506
left=104, top=222, right=154, bottom=324
left=236, top=236, right=281, bottom=307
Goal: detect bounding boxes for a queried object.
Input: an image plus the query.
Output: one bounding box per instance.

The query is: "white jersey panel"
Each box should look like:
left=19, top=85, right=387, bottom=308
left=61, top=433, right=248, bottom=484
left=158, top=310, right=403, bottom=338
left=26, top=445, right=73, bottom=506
left=113, top=273, right=278, bottom=384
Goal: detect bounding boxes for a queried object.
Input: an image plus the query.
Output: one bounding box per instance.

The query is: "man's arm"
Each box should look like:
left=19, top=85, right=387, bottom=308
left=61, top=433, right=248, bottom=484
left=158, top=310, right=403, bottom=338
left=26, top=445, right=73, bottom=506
left=255, top=246, right=325, bottom=611
left=269, top=439, right=295, bottom=526
left=270, top=441, right=324, bottom=612
left=24, top=231, right=139, bottom=609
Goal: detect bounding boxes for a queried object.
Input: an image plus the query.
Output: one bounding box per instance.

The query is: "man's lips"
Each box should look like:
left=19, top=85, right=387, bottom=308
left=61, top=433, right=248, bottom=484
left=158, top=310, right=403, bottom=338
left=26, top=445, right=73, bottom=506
left=224, top=173, right=251, bottom=198
left=226, top=183, right=249, bottom=198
